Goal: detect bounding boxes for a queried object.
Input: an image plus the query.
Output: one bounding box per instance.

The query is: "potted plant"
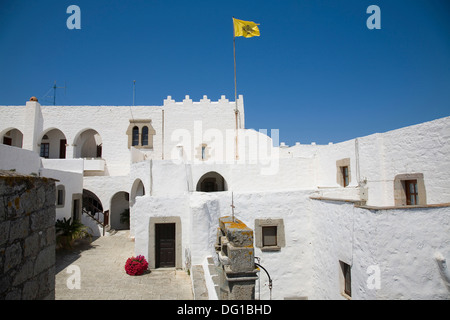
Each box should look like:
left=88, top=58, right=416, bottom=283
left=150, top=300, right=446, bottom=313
left=124, top=255, right=149, bottom=276
left=120, top=208, right=130, bottom=228
left=55, top=217, right=92, bottom=249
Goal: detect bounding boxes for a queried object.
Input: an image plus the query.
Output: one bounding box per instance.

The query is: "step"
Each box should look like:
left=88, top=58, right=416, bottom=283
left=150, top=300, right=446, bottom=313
left=191, top=265, right=209, bottom=300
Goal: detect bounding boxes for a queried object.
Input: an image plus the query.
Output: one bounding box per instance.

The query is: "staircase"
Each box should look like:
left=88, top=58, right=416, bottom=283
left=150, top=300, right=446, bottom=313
left=82, top=198, right=109, bottom=236
left=191, top=257, right=220, bottom=300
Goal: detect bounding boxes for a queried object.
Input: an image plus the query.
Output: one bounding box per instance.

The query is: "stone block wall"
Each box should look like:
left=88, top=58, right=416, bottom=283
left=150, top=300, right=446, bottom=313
left=0, top=170, right=56, bottom=300
left=216, top=216, right=258, bottom=300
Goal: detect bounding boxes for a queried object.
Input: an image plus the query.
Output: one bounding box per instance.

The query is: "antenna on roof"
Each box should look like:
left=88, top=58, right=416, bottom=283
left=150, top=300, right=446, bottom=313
left=231, top=192, right=236, bottom=222
left=133, top=80, right=136, bottom=106
left=52, top=81, right=67, bottom=105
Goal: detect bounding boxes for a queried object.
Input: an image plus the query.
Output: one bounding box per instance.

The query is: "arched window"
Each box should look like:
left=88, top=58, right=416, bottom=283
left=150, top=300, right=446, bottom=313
left=142, top=126, right=149, bottom=146
left=126, top=120, right=155, bottom=149
left=132, top=126, right=139, bottom=146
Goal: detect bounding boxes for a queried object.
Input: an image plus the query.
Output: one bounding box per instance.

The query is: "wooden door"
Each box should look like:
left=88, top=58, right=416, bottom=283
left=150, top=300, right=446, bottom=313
left=3, top=136, right=12, bottom=146
left=59, top=139, right=67, bottom=159
left=155, top=223, right=175, bottom=268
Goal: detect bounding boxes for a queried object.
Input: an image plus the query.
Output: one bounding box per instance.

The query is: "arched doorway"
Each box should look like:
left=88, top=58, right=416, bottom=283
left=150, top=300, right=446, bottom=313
left=1, top=128, right=23, bottom=148
left=73, top=128, right=102, bottom=158
left=110, top=191, right=130, bottom=230
left=196, top=171, right=228, bottom=192
left=130, top=179, right=145, bottom=205
left=82, top=189, right=105, bottom=223
left=39, top=128, right=67, bottom=159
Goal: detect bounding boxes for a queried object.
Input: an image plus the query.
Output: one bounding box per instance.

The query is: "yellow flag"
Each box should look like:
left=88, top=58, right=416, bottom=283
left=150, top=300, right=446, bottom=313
left=233, top=18, right=260, bottom=38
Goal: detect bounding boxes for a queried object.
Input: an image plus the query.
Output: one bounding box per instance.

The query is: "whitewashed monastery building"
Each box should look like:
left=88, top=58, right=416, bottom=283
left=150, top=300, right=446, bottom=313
left=0, top=95, right=449, bottom=300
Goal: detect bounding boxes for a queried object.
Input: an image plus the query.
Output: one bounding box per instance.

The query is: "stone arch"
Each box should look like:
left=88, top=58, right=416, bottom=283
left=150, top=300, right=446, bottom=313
left=130, top=178, right=145, bottom=205
left=73, top=128, right=103, bottom=159
left=39, top=128, right=67, bottom=159
left=82, top=189, right=104, bottom=219
left=1, top=127, right=23, bottom=148
left=110, top=191, right=130, bottom=230
left=196, top=171, right=228, bottom=192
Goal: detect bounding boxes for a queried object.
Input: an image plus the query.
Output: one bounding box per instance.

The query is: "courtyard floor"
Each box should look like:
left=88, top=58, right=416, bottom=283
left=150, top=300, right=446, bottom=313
left=55, top=230, right=194, bottom=300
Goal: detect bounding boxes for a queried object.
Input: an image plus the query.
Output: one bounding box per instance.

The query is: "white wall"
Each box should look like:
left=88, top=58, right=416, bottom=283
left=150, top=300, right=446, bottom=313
left=309, top=199, right=450, bottom=300
left=39, top=167, right=83, bottom=221
left=281, top=116, right=450, bottom=206
left=358, top=116, right=450, bottom=206
left=0, top=144, right=41, bottom=175
left=82, top=175, right=129, bottom=213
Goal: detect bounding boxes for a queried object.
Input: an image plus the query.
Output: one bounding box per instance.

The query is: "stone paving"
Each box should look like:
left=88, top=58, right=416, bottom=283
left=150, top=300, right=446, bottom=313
left=55, top=230, right=194, bottom=300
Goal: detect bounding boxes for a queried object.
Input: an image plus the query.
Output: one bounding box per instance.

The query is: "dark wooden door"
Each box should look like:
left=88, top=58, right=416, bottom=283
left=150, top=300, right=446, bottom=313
left=3, top=137, right=12, bottom=146
left=155, top=223, right=175, bottom=268
left=59, top=139, right=67, bottom=159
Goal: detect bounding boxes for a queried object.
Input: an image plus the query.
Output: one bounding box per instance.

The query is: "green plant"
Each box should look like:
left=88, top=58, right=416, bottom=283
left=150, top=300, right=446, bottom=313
left=55, top=217, right=91, bottom=249
left=120, top=209, right=130, bottom=225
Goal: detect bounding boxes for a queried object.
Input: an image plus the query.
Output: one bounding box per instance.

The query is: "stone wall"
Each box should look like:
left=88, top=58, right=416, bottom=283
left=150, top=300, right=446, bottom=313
left=0, top=170, right=56, bottom=300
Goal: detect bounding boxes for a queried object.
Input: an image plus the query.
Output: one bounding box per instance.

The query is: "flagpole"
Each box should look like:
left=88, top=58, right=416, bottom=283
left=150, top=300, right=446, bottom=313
left=233, top=17, right=239, bottom=160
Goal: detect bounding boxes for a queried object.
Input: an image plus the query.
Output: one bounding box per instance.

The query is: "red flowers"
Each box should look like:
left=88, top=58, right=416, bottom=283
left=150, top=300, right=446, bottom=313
left=125, top=255, right=149, bottom=276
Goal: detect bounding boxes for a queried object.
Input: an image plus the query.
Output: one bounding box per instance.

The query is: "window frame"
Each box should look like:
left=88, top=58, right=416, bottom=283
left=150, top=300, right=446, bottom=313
left=342, top=166, right=349, bottom=187
left=126, top=120, right=155, bottom=149
left=336, top=158, right=351, bottom=187
left=141, top=126, right=149, bottom=146
left=405, top=179, right=418, bottom=205
left=262, top=226, right=278, bottom=247
left=40, top=143, right=50, bottom=158
left=56, top=185, right=65, bottom=208
left=393, top=173, right=426, bottom=206
left=132, top=126, right=139, bottom=147
left=255, top=218, right=285, bottom=252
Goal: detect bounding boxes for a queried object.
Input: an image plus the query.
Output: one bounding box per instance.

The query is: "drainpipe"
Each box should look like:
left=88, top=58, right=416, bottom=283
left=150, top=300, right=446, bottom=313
left=255, top=259, right=272, bottom=300
left=162, top=109, right=165, bottom=160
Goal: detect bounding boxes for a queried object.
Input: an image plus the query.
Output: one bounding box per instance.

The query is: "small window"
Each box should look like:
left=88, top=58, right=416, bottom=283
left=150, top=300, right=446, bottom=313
left=340, top=261, right=351, bottom=298
left=40, top=143, right=50, bottom=158
left=255, top=219, right=285, bottom=251
left=132, top=126, right=139, bottom=146
left=342, top=166, right=349, bottom=187
left=142, top=126, right=149, bottom=146
left=336, top=158, right=351, bottom=187
left=405, top=180, right=418, bottom=205
left=57, top=190, right=64, bottom=206
left=56, top=185, right=65, bottom=208
left=201, top=145, right=206, bottom=160
left=262, top=226, right=277, bottom=247
left=394, top=174, right=426, bottom=206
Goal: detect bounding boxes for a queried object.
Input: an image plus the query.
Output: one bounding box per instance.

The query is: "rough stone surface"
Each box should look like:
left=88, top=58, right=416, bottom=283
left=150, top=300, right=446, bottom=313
left=0, top=171, right=56, bottom=300
left=216, top=216, right=257, bottom=300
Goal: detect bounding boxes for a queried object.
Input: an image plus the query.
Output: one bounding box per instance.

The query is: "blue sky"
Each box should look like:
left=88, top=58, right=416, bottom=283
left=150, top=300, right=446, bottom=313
left=0, top=0, right=449, bottom=145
